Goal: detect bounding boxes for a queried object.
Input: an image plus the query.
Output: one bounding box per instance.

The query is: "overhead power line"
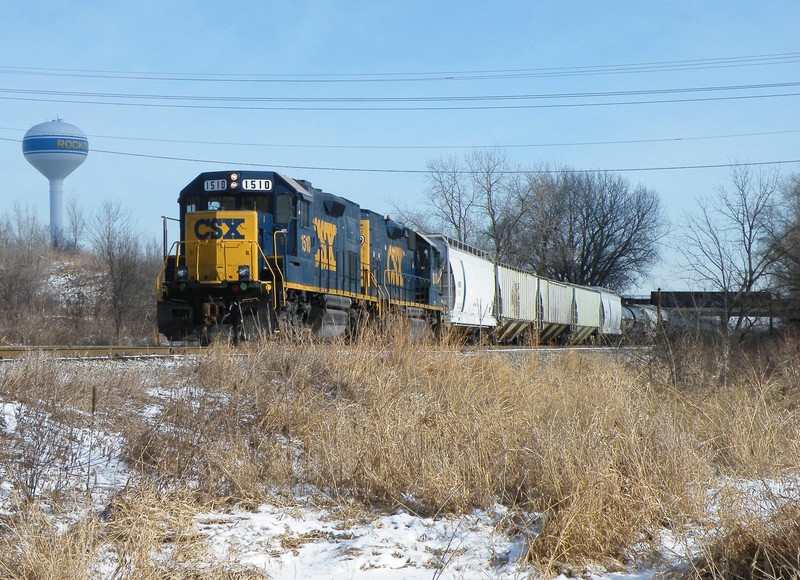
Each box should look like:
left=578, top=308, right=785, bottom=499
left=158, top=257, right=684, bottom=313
left=74, top=127, right=800, bottom=150
left=1, top=80, right=798, bottom=104
left=0, top=51, right=798, bottom=83
left=2, top=135, right=797, bottom=174
left=1, top=89, right=799, bottom=111
left=87, top=146, right=800, bottom=175
left=2, top=125, right=798, bottom=151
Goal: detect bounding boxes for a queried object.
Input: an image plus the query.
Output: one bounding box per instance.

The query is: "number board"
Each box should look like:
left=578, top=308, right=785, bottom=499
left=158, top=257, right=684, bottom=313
left=204, top=179, right=227, bottom=192
left=242, top=179, right=273, bottom=191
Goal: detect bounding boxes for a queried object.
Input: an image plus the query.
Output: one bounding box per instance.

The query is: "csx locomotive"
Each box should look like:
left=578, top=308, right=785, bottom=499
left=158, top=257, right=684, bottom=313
left=157, top=170, right=623, bottom=343
left=157, top=171, right=442, bottom=342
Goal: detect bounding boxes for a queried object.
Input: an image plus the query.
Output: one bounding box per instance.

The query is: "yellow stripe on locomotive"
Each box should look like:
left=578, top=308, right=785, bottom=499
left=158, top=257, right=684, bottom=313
left=184, top=211, right=260, bottom=283
left=359, top=218, right=371, bottom=292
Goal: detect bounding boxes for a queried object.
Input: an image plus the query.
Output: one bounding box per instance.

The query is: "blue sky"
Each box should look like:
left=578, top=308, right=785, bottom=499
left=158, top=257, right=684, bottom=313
left=1, top=1, right=799, bottom=293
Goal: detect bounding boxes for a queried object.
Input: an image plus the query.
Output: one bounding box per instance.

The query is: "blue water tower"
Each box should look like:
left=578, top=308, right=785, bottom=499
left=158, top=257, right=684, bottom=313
left=22, top=120, right=89, bottom=246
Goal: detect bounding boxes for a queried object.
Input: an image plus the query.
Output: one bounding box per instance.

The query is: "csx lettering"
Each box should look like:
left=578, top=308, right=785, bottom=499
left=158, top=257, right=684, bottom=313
left=386, top=245, right=404, bottom=287
left=193, top=218, right=246, bottom=240
left=56, top=139, right=88, bottom=151
left=313, top=218, right=337, bottom=270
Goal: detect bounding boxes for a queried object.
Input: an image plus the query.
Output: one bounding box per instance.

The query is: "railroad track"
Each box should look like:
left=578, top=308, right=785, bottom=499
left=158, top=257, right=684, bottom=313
left=0, top=345, right=206, bottom=360
left=0, top=343, right=649, bottom=362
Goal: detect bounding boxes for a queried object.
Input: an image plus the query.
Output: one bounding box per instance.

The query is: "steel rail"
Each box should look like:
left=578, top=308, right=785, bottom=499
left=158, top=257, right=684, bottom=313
left=0, top=345, right=206, bottom=360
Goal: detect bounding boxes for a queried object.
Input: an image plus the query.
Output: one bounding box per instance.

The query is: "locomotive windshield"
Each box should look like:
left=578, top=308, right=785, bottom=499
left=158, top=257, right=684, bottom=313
left=182, top=195, right=271, bottom=214
left=241, top=196, right=271, bottom=212
left=207, top=196, right=237, bottom=211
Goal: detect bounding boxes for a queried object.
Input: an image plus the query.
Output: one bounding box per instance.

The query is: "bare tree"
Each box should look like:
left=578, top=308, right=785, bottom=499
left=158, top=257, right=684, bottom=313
left=770, top=172, right=800, bottom=326
left=678, top=165, right=787, bottom=331
left=62, top=194, right=87, bottom=253
left=89, top=202, right=160, bottom=344
left=420, top=154, right=482, bottom=245
left=468, top=150, right=531, bottom=262
left=397, top=153, right=665, bottom=291
left=511, top=168, right=666, bottom=291
left=395, top=150, right=532, bottom=258
left=506, top=165, right=564, bottom=277
left=0, top=203, right=51, bottom=310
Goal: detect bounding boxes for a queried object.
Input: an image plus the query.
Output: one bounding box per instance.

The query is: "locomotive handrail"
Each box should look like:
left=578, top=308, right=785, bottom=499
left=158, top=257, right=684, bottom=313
left=271, top=229, right=287, bottom=307
left=372, top=268, right=388, bottom=315
left=156, top=240, right=184, bottom=295
left=380, top=269, right=431, bottom=306
left=256, top=243, right=284, bottom=309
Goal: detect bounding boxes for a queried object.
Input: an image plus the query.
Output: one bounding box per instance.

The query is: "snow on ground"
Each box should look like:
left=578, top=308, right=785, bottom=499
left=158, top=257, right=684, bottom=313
left=196, top=503, right=530, bottom=579
left=0, top=400, right=131, bottom=514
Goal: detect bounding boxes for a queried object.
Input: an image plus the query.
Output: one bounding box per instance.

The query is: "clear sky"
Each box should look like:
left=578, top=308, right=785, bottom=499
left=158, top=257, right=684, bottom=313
left=1, top=1, right=798, bottom=293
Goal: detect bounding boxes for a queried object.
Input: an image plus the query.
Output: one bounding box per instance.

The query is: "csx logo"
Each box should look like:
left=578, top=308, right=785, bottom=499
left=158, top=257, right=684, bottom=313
left=314, top=218, right=337, bottom=270
left=193, top=218, right=246, bottom=240
left=386, top=245, right=404, bottom=287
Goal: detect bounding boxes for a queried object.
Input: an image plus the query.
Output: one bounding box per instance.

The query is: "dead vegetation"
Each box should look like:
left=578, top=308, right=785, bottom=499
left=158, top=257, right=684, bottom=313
left=0, top=332, right=799, bottom=577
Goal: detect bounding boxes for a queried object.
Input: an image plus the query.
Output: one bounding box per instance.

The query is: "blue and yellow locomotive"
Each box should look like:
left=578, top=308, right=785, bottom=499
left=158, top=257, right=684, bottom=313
left=157, top=171, right=442, bottom=341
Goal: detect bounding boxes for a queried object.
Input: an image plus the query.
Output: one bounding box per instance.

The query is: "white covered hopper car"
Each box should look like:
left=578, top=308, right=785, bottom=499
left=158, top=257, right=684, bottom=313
left=430, top=235, right=622, bottom=343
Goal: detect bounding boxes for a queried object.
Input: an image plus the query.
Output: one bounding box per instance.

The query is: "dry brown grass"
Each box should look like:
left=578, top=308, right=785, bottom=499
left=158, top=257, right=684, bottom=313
left=1, top=333, right=800, bottom=576
left=121, top=336, right=715, bottom=570
left=0, top=486, right=268, bottom=579
left=519, top=354, right=710, bottom=571
left=681, top=485, right=800, bottom=579
left=0, top=502, right=101, bottom=579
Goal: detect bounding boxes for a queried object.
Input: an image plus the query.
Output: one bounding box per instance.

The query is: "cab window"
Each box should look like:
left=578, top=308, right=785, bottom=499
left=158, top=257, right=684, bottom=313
left=207, top=196, right=237, bottom=210
left=241, top=196, right=271, bottom=213
left=183, top=196, right=201, bottom=213
left=276, top=195, right=295, bottom=224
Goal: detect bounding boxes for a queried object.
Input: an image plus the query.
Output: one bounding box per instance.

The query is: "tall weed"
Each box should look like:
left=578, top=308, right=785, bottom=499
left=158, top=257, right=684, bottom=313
left=2, top=334, right=800, bottom=574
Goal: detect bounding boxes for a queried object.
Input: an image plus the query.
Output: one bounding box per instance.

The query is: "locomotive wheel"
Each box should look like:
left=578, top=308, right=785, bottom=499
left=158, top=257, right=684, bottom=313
left=277, top=308, right=311, bottom=342
left=239, top=305, right=273, bottom=342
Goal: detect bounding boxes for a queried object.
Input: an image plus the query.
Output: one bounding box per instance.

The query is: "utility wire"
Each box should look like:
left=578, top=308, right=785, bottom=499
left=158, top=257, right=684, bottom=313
left=1, top=51, right=798, bottom=83
left=1, top=80, right=798, bottom=104
left=97, top=148, right=800, bottom=174
left=3, top=125, right=799, bottom=151
left=83, top=145, right=800, bottom=175
left=4, top=135, right=797, bottom=174
left=2, top=90, right=799, bottom=111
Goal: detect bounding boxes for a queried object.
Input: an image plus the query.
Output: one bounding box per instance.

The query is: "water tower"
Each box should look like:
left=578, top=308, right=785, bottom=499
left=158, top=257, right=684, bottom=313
left=22, top=120, right=88, bottom=247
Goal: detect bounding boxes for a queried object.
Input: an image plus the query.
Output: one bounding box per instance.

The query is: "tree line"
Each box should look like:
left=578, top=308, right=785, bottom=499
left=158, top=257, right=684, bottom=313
left=394, top=149, right=667, bottom=291
left=394, top=149, right=800, bottom=332
left=0, top=200, right=161, bottom=345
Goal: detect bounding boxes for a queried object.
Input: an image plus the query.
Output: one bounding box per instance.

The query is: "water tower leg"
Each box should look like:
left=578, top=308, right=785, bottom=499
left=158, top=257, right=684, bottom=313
left=49, top=178, right=64, bottom=248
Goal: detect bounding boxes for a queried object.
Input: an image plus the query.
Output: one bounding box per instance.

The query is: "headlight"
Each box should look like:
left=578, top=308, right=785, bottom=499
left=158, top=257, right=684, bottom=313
left=238, top=265, right=250, bottom=281
left=175, top=266, right=189, bottom=281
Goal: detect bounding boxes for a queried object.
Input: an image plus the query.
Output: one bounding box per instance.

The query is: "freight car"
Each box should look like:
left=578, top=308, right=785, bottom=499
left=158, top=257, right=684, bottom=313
left=429, top=235, right=623, bottom=344
left=157, top=170, right=622, bottom=344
